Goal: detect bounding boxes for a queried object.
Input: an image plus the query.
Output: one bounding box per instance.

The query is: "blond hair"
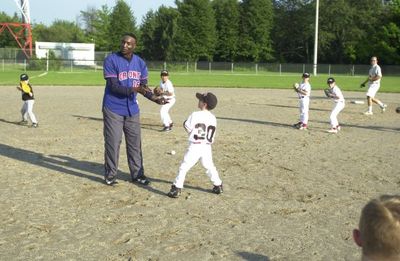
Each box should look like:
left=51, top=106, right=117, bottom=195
left=359, top=195, right=400, bottom=257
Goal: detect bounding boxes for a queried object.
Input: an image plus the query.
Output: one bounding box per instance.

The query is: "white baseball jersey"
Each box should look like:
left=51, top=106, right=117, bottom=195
left=160, top=79, right=175, bottom=98
left=369, top=64, right=382, bottom=84
left=297, top=81, right=311, bottom=99
left=184, top=110, right=217, bottom=144
left=330, top=85, right=345, bottom=102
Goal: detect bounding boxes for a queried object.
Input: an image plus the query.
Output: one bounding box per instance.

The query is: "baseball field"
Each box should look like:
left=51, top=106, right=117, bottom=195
left=0, top=84, right=399, bottom=260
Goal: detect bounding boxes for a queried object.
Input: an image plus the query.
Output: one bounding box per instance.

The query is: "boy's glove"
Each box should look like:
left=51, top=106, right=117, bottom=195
left=360, top=83, right=366, bottom=88
left=324, top=88, right=332, bottom=98
left=153, top=86, right=163, bottom=96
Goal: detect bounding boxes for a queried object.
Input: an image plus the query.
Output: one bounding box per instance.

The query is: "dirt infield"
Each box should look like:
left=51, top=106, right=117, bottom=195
left=1, top=86, right=399, bottom=260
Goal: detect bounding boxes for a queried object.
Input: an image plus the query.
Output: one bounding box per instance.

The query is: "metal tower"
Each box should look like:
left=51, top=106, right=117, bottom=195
left=0, top=0, right=33, bottom=58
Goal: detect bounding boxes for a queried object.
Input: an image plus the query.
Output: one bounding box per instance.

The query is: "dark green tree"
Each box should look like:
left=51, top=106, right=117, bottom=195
left=212, top=0, right=240, bottom=62
left=238, top=0, right=274, bottom=62
left=33, top=20, right=85, bottom=43
left=80, top=5, right=111, bottom=51
left=153, top=6, right=179, bottom=61
left=173, top=0, right=217, bottom=61
left=272, top=0, right=314, bottom=63
left=368, top=0, right=400, bottom=64
left=108, top=0, right=137, bottom=52
left=140, top=10, right=157, bottom=60
left=0, top=12, right=22, bottom=48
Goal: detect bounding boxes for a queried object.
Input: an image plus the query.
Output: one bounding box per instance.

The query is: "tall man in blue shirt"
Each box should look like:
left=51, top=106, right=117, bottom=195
left=102, top=33, right=166, bottom=186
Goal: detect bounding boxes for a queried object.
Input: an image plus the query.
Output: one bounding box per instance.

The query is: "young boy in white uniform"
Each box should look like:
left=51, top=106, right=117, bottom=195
left=167, top=92, right=223, bottom=198
left=159, top=70, right=175, bottom=131
left=360, top=56, right=387, bottom=115
left=293, top=72, right=311, bottom=130
left=325, top=77, right=345, bottom=133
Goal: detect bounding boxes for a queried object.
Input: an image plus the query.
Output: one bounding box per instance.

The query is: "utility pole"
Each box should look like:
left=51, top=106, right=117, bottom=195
left=313, top=0, right=319, bottom=76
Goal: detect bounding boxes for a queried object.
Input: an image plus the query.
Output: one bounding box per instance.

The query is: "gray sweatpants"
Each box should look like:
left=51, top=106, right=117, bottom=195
left=103, top=106, right=144, bottom=181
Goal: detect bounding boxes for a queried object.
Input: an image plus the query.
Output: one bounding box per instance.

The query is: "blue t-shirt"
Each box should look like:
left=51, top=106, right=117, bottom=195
left=103, top=52, right=148, bottom=116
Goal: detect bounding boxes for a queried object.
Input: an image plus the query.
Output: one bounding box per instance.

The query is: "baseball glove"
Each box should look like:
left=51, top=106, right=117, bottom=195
left=324, top=88, right=333, bottom=98
left=153, top=86, right=163, bottom=96
left=293, top=83, right=299, bottom=92
left=360, top=83, right=366, bottom=88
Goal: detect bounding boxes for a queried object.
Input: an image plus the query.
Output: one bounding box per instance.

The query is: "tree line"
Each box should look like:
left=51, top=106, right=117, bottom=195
left=1, top=0, right=399, bottom=65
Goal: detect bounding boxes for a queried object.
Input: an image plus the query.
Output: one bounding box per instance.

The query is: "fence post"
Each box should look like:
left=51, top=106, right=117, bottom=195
left=231, top=62, right=234, bottom=73
left=186, top=62, right=189, bottom=73
left=164, top=61, right=167, bottom=70
left=46, top=51, right=49, bottom=72
left=2, top=59, right=4, bottom=72
left=352, top=65, right=355, bottom=76
left=303, top=64, right=305, bottom=73
left=279, top=64, right=282, bottom=76
left=255, top=63, right=258, bottom=74
left=328, top=64, right=331, bottom=76
left=70, top=60, right=73, bottom=72
left=195, top=62, right=197, bottom=72
left=24, top=59, right=26, bottom=71
left=209, top=62, right=211, bottom=73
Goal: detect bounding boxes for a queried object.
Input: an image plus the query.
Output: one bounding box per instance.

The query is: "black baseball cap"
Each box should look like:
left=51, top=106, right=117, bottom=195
left=302, top=72, right=310, bottom=78
left=196, top=92, right=218, bottom=110
left=20, top=73, right=29, bottom=81
left=327, top=77, right=335, bottom=84
left=160, top=70, right=169, bottom=76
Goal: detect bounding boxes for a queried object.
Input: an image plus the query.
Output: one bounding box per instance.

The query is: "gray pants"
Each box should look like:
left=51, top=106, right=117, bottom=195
left=103, top=106, right=144, bottom=181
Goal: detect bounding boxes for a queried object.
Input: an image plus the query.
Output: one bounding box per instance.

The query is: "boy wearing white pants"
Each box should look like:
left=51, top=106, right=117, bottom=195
left=325, top=77, right=345, bottom=134
left=159, top=70, right=175, bottom=131
left=360, top=56, right=387, bottom=115
left=167, top=92, right=223, bottom=198
left=16, top=73, right=38, bottom=128
left=293, top=72, right=311, bottom=130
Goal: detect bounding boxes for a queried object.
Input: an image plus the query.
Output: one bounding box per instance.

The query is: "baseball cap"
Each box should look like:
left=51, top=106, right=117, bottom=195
left=327, top=77, right=335, bottom=84
left=302, top=72, right=310, bottom=78
left=20, top=73, right=29, bottom=81
left=196, top=92, right=218, bottom=110
left=160, top=70, right=169, bottom=76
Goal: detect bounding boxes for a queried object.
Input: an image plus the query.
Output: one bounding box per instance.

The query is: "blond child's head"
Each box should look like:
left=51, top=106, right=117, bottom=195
left=353, top=195, right=400, bottom=260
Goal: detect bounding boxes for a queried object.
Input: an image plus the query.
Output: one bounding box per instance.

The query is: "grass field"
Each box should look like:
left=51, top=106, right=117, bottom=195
left=0, top=70, right=399, bottom=92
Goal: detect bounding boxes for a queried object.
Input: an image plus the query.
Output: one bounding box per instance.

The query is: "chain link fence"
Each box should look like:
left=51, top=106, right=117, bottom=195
left=1, top=48, right=399, bottom=76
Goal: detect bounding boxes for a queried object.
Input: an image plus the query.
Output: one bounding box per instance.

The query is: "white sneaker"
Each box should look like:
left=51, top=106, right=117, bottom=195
left=327, top=128, right=338, bottom=134
left=336, top=125, right=341, bottom=131
left=381, top=104, right=387, bottom=112
left=364, top=111, right=373, bottom=115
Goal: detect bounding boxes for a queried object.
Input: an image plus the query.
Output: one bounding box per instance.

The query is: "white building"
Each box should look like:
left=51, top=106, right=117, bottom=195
left=35, top=42, right=95, bottom=66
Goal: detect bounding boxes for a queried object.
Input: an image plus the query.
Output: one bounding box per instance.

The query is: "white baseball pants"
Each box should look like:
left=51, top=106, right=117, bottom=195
left=299, top=97, right=310, bottom=124
left=173, top=143, right=222, bottom=189
left=160, top=97, right=175, bottom=127
left=21, top=100, right=37, bottom=123
left=330, top=101, right=345, bottom=127
left=366, top=83, right=380, bottom=98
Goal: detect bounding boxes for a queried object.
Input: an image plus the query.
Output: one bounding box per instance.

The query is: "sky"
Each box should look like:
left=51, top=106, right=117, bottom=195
left=1, top=0, right=176, bottom=26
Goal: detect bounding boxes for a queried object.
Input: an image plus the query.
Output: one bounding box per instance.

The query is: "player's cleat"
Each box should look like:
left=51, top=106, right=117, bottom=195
left=161, top=126, right=172, bottom=132
left=105, top=175, right=117, bottom=185
left=327, top=128, right=338, bottom=134
left=293, top=122, right=302, bottom=129
left=364, top=111, right=373, bottom=115
left=31, top=123, right=38, bottom=128
left=212, top=184, right=223, bottom=194
left=167, top=185, right=181, bottom=198
left=381, top=104, right=387, bottom=112
left=18, top=120, right=28, bottom=125
left=299, top=124, right=307, bottom=130
left=169, top=122, right=174, bottom=128
left=133, top=175, right=151, bottom=185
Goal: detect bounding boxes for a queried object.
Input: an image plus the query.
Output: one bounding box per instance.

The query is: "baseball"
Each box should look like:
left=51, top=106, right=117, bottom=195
left=170, top=150, right=176, bottom=155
